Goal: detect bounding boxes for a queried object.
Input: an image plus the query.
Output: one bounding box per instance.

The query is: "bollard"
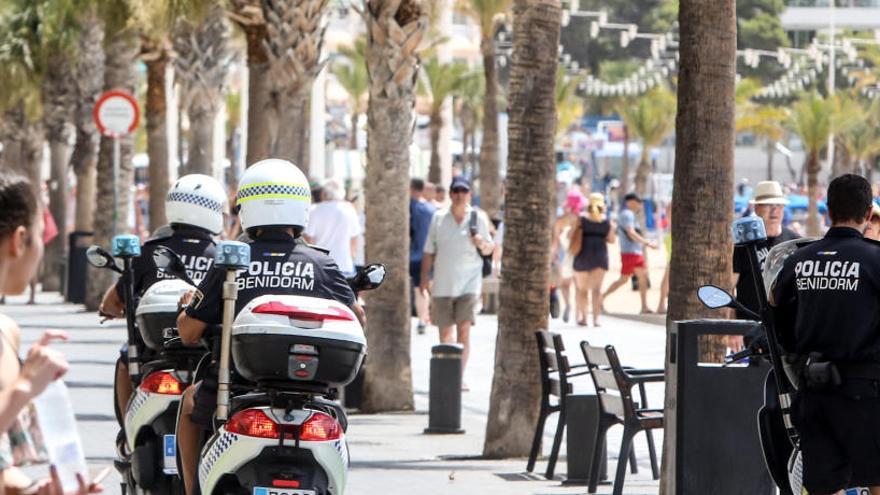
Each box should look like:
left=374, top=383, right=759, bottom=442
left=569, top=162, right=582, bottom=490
left=424, top=344, right=465, bottom=434
left=563, top=394, right=607, bottom=485
left=65, top=231, right=93, bottom=304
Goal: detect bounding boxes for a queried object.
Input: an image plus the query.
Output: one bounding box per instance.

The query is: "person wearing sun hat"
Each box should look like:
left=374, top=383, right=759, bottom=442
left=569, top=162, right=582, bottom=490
left=732, top=180, right=800, bottom=319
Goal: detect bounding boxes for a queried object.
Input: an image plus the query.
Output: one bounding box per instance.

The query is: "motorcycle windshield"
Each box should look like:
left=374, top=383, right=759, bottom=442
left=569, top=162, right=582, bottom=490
left=762, top=237, right=819, bottom=297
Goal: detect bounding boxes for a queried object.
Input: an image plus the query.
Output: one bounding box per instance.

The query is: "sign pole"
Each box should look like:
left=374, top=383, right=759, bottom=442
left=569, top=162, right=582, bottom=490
left=112, top=136, right=120, bottom=239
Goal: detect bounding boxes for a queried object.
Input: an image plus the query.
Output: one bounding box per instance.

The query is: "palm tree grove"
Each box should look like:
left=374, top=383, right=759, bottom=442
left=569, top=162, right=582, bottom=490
left=4, top=0, right=880, bottom=494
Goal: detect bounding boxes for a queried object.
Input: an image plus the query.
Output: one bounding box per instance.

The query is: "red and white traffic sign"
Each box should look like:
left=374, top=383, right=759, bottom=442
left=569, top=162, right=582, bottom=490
left=93, top=90, right=140, bottom=137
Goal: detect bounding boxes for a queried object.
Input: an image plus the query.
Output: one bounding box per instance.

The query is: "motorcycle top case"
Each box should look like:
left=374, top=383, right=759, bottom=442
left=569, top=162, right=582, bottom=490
left=232, top=294, right=367, bottom=388
left=135, top=279, right=194, bottom=350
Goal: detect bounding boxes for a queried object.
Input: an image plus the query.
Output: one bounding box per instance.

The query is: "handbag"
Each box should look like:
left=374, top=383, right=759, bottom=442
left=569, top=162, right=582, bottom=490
left=470, top=211, right=493, bottom=278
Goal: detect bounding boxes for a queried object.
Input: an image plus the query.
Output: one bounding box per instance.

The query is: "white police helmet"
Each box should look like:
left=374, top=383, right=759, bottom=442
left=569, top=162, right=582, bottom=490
left=236, top=159, right=311, bottom=232
left=166, top=174, right=228, bottom=235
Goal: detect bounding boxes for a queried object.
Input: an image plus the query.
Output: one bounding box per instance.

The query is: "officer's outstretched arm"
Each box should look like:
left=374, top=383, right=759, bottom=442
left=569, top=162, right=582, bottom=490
left=177, top=311, right=208, bottom=345
left=99, top=285, right=125, bottom=318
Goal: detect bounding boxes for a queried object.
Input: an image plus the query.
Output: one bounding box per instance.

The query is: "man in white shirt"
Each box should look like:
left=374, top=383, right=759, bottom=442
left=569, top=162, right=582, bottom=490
left=304, top=179, right=362, bottom=276
left=419, top=176, right=494, bottom=382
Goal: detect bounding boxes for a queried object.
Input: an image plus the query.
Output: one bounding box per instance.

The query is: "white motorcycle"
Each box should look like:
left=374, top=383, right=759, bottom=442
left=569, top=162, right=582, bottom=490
left=89, top=240, right=209, bottom=494
left=164, top=241, right=384, bottom=495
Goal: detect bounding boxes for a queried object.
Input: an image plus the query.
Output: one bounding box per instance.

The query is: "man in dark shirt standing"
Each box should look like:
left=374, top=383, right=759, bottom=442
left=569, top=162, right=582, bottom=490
left=771, top=174, right=880, bottom=495
left=410, top=178, right=436, bottom=334
left=733, top=180, right=799, bottom=319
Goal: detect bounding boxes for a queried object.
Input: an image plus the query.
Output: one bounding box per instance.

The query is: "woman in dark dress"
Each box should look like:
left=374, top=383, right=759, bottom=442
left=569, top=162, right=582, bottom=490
left=571, top=193, right=616, bottom=326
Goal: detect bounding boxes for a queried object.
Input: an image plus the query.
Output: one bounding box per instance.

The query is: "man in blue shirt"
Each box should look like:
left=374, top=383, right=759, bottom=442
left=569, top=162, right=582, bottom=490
left=411, top=178, right=436, bottom=333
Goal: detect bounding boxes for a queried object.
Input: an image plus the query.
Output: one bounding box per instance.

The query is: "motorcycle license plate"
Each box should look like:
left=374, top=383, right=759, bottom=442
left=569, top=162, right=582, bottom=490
left=163, top=435, right=178, bottom=474
left=253, top=487, right=315, bottom=495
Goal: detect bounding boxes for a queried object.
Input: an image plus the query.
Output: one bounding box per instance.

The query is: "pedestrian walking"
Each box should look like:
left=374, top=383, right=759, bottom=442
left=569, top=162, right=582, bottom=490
left=410, top=178, right=436, bottom=334
left=551, top=190, right=585, bottom=322
left=419, top=176, right=494, bottom=388
left=570, top=193, right=616, bottom=326
left=602, top=193, right=657, bottom=314
left=733, top=181, right=799, bottom=319
left=303, top=179, right=362, bottom=277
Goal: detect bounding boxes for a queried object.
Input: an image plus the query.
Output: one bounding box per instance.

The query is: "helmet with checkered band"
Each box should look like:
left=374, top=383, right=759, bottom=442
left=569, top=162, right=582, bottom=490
left=166, top=174, right=228, bottom=235
left=236, top=159, right=310, bottom=232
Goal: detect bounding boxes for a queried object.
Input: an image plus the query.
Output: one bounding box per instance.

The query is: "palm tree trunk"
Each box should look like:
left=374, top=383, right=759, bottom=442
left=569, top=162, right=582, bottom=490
left=479, top=37, right=501, bottom=220
left=806, top=151, right=821, bottom=236
left=146, top=54, right=169, bottom=230
left=462, top=128, right=471, bottom=176
left=44, top=139, right=70, bottom=292
left=186, top=93, right=217, bottom=175
left=1, top=106, right=26, bottom=175
left=272, top=93, right=309, bottom=172
left=71, top=126, right=98, bottom=231
left=349, top=111, right=358, bottom=150
left=85, top=30, right=140, bottom=311
left=634, top=148, right=651, bottom=197
left=243, top=24, right=272, bottom=168
left=483, top=0, right=559, bottom=458
left=766, top=138, right=774, bottom=181
left=661, top=0, right=736, bottom=491
left=428, top=111, right=442, bottom=183
left=360, top=0, right=426, bottom=413
left=21, top=125, right=44, bottom=189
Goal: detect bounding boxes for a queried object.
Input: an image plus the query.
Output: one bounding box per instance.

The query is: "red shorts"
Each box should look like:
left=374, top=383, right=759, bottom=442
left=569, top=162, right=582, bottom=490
left=621, top=253, right=646, bottom=276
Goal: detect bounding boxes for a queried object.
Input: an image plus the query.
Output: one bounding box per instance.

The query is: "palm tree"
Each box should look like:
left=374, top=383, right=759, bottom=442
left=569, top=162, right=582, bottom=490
left=359, top=0, right=427, bottom=413
left=484, top=0, right=559, bottom=458
left=455, top=71, right=484, bottom=175
left=85, top=9, right=142, bottom=311
left=263, top=0, right=330, bottom=175
left=459, top=0, right=512, bottom=221
left=420, top=56, right=472, bottom=183
left=786, top=92, right=835, bottom=236
left=227, top=0, right=271, bottom=168
left=555, top=67, right=585, bottom=138
left=616, top=86, right=676, bottom=197
left=735, top=80, right=786, bottom=181
left=332, top=37, right=368, bottom=151
left=68, top=6, right=104, bottom=232
left=174, top=4, right=233, bottom=177
left=840, top=100, right=880, bottom=179
left=663, top=0, right=737, bottom=489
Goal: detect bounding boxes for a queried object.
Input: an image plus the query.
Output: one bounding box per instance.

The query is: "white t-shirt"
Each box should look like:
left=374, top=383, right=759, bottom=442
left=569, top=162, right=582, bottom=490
left=304, top=200, right=362, bottom=275
left=424, top=206, right=493, bottom=298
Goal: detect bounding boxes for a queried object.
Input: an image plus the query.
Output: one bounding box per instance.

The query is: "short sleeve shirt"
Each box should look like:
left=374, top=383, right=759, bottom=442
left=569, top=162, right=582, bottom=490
left=304, top=201, right=362, bottom=275
left=423, top=206, right=492, bottom=298
left=114, top=226, right=216, bottom=300
left=617, top=209, right=642, bottom=255
left=186, top=233, right=356, bottom=325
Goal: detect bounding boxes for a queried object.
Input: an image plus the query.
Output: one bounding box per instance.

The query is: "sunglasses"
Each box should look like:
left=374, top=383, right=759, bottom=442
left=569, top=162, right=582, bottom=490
left=451, top=187, right=470, bottom=194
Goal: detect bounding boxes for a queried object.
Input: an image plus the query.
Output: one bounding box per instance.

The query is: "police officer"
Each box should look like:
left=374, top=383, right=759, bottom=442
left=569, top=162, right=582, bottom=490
left=98, top=174, right=228, bottom=422
left=771, top=174, right=880, bottom=495
left=174, top=159, right=363, bottom=495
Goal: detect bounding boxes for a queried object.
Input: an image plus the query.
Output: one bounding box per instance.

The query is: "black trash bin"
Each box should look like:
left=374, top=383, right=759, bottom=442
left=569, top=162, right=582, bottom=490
left=65, top=231, right=93, bottom=304
left=668, top=319, right=775, bottom=495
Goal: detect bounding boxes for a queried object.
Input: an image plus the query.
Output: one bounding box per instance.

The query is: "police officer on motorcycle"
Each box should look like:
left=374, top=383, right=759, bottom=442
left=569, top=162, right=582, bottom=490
left=174, top=159, right=364, bottom=495
left=771, top=174, right=880, bottom=495
left=98, top=174, right=228, bottom=422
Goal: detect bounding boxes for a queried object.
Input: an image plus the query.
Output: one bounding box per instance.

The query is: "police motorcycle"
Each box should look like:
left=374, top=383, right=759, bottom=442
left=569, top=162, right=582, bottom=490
left=88, top=235, right=209, bottom=494
left=696, top=216, right=870, bottom=495
left=161, top=241, right=385, bottom=495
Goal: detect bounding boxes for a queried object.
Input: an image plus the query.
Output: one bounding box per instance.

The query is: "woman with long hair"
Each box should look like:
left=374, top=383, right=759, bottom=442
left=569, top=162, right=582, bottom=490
left=570, top=193, right=616, bottom=327
left=0, top=173, right=98, bottom=495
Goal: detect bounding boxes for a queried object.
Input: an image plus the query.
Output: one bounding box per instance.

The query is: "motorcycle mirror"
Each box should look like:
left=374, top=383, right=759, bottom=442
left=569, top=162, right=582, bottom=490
left=350, top=263, right=386, bottom=292
left=153, top=246, right=196, bottom=286
left=697, top=285, right=734, bottom=309
left=86, top=246, right=121, bottom=272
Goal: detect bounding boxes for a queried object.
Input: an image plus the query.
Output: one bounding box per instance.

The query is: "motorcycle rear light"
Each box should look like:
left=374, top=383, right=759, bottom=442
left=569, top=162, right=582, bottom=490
left=139, top=371, right=182, bottom=395
left=272, top=480, right=301, bottom=488
left=299, top=412, right=342, bottom=441
left=252, top=301, right=354, bottom=322
left=227, top=409, right=279, bottom=439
